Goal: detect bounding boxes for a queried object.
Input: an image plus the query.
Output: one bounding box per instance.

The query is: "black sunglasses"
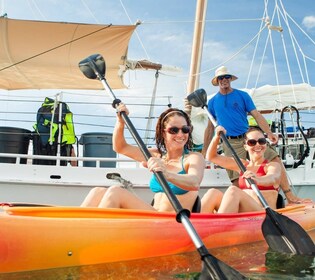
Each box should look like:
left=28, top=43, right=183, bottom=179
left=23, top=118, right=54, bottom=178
left=165, top=125, right=191, bottom=134
left=246, top=138, right=267, bottom=146
left=217, top=75, right=232, bottom=81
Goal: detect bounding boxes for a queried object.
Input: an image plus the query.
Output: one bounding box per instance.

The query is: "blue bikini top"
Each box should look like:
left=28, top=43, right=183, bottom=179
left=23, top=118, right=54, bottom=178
left=149, top=150, right=189, bottom=195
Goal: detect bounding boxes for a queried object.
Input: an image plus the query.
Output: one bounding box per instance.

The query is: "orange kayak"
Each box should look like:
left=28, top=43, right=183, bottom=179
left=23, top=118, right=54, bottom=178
left=0, top=203, right=314, bottom=273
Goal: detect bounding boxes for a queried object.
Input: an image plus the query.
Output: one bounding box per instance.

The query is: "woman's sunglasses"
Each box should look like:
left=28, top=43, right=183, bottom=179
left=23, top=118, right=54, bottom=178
left=217, top=74, right=232, bottom=81
left=246, top=138, right=267, bottom=147
left=165, top=125, right=191, bottom=134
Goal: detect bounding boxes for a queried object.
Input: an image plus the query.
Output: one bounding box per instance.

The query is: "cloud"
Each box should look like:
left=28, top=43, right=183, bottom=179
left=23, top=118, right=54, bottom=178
left=302, top=16, right=315, bottom=30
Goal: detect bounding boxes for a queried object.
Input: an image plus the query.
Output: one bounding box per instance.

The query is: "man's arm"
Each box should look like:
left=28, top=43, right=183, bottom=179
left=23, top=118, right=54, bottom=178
left=201, top=120, right=214, bottom=157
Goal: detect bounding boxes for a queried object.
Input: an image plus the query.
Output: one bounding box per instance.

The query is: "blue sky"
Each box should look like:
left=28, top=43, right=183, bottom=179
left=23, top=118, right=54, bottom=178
left=2, top=0, right=315, bottom=88
left=1, top=0, right=315, bottom=137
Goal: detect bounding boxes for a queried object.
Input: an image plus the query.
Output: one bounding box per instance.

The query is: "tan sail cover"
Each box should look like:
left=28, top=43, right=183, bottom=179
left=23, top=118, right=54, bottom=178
left=0, top=17, right=136, bottom=90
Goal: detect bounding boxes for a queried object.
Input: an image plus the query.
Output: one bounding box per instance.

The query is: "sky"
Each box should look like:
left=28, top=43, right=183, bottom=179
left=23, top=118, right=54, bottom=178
left=1, top=0, right=315, bottom=144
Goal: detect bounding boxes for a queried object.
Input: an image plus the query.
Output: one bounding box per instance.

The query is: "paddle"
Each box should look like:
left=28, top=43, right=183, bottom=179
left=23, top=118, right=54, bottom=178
left=78, top=54, right=247, bottom=280
left=187, top=88, right=315, bottom=256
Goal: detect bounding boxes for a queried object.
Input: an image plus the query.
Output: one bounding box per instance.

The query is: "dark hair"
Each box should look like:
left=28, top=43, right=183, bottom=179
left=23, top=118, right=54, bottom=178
left=155, top=108, right=193, bottom=156
left=244, top=127, right=265, bottom=140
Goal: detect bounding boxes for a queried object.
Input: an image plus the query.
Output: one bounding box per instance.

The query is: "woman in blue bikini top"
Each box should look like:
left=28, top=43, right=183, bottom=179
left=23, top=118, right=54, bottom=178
left=149, top=149, right=189, bottom=195
left=81, top=105, right=205, bottom=212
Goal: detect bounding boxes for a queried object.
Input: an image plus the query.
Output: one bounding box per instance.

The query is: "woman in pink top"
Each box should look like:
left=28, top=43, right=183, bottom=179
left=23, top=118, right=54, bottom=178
left=201, top=126, right=281, bottom=213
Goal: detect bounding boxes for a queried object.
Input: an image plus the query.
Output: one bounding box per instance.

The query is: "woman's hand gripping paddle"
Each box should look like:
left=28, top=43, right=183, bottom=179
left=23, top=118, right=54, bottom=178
left=187, top=88, right=315, bottom=256
left=78, top=54, right=248, bottom=279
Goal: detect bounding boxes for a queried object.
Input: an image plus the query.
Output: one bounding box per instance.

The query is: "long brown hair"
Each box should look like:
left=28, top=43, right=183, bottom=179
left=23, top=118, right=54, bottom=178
left=155, top=108, right=193, bottom=156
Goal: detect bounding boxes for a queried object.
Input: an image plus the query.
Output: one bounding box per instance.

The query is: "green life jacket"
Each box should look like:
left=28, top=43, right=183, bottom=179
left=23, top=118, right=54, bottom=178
left=248, top=116, right=272, bottom=127
left=33, top=97, right=76, bottom=146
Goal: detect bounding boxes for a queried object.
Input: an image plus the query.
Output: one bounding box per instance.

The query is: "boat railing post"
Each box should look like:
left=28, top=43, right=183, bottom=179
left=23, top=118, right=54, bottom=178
left=304, top=147, right=315, bottom=176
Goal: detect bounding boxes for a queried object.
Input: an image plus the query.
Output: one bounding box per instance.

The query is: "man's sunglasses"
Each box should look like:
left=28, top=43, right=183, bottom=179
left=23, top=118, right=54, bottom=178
left=246, top=138, right=267, bottom=147
left=165, top=125, right=191, bottom=134
left=217, top=75, right=232, bottom=81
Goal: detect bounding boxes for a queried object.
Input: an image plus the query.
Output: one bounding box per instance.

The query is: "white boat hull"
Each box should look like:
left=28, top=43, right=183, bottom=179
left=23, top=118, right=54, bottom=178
left=0, top=152, right=314, bottom=206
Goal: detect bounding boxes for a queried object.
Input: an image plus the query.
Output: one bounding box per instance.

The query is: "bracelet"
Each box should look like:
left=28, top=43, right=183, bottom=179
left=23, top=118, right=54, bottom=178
left=283, top=189, right=291, bottom=194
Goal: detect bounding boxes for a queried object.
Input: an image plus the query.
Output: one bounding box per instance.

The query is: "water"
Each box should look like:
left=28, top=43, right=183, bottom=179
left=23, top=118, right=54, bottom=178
left=0, top=241, right=313, bottom=280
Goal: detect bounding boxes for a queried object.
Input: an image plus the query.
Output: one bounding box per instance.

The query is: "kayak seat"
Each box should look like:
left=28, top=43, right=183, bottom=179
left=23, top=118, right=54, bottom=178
left=276, top=193, right=285, bottom=209
left=151, top=195, right=201, bottom=213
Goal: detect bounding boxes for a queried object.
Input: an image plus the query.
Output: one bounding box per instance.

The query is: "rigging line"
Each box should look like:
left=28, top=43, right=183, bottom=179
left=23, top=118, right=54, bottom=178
left=304, top=55, right=315, bottom=63
left=303, top=55, right=310, bottom=84
left=285, top=13, right=315, bottom=46
left=275, top=3, right=296, bottom=94
left=287, top=28, right=315, bottom=83
left=75, top=114, right=156, bottom=119
left=254, top=27, right=269, bottom=89
left=29, top=0, right=47, bottom=20
left=294, top=38, right=312, bottom=85
left=265, top=5, right=284, bottom=106
left=269, top=31, right=282, bottom=99
left=57, top=90, right=173, bottom=99
left=142, top=18, right=263, bottom=25
left=196, top=25, right=269, bottom=77
left=289, top=31, right=310, bottom=83
left=81, top=0, right=100, bottom=23
left=278, top=0, right=306, bottom=84
left=144, top=70, right=159, bottom=145
left=0, top=98, right=130, bottom=106
left=0, top=0, right=3, bottom=14
left=0, top=24, right=112, bottom=72
left=277, top=42, right=299, bottom=111
left=162, top=24, right=269, bottom=80
left=245, top=7, right=269, bottom=88
left=119, top=0, right=150, bottom=60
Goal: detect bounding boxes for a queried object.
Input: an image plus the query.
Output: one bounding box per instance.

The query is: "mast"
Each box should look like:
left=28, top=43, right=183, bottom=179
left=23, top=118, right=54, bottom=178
left=185, top=0, right=208, bottom=115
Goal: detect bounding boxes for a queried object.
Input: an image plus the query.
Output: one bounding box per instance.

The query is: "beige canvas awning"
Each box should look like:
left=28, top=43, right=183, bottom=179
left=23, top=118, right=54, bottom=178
left=0, top=17, right=137, bottom=90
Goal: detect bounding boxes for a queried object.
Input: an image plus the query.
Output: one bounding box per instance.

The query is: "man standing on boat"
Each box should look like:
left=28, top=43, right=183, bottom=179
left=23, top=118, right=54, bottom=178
left=202, top=66, right=310, bottom=204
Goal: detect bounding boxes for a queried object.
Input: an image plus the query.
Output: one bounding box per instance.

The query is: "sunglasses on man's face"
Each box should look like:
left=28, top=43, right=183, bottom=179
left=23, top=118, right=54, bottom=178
left=217, top=75, right=232, bottom=81
left=165, top=125, right=191, bottom=135
left=246, top=138, right=267, bottom=147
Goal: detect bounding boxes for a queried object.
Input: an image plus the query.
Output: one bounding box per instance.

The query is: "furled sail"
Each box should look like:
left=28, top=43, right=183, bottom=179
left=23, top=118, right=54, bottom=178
left=246, top=83, right=315, bottom=113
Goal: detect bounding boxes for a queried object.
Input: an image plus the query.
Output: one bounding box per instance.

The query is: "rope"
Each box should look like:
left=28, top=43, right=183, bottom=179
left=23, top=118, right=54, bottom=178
left=254, top=22, right=270, bottom=90
left=27, top=0, right=47, bottom=20
left=245, top=12, right=268, bottom=88
left=141, top=18, right=263, bottom=25
left=278, top=1, right=305, bottom=84
left=81, top=0, right=100, bottom=23
left=198, top=25, right=268, bottom=77
left=276, top=6, right=297, bottom=106
left=144, top=70, right=160, bottom=145
left=119, top=0, right=150, bottom=60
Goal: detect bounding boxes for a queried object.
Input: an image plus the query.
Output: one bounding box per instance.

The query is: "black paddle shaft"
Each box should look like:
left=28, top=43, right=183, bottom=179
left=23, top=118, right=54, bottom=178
left=202, top=103, right=315, bottom=255
left=106, top=88, right=247, bottom=279
left=78, top=55, right=248, bottom=279
left=219, top=132, right=269, bottom=207
left=187, top=88, right=314, bottom=255
left=114, top=104, right=188, bottom=219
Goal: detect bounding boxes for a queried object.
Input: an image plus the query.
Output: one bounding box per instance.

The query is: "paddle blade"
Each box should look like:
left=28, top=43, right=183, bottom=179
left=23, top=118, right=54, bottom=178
left=200, top=257, right=247, bottom=280
left=262, top=209, right=315, bottom=255
left=78, top=54, right=106, bottom=79
left=187, top=88, right=207, bottom=108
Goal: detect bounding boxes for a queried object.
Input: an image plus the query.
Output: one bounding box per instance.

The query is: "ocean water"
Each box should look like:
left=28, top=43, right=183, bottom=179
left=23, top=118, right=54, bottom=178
left=0, top=241, right=314, bottom=280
